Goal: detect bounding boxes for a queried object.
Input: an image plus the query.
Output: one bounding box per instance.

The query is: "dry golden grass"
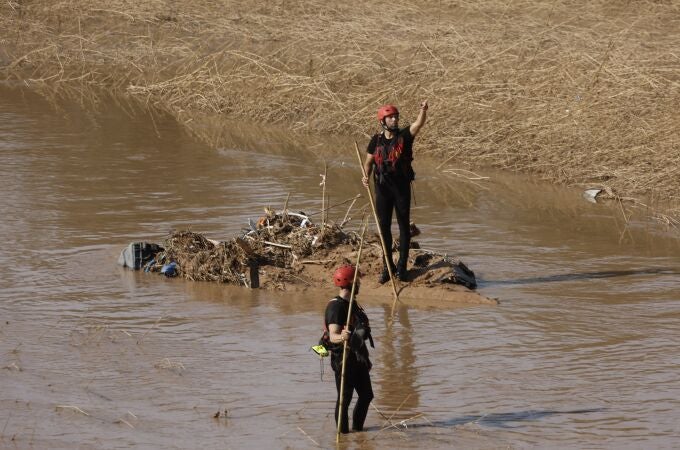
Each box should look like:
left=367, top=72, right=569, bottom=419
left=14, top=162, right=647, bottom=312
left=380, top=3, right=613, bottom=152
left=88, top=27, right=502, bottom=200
left=1, top=0, right=679, bottom=220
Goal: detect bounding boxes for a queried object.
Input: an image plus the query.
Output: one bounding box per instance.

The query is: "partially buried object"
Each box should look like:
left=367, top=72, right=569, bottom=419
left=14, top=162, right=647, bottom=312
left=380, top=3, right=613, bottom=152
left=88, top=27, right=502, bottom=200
left=160, top=262, right=178, bottom=277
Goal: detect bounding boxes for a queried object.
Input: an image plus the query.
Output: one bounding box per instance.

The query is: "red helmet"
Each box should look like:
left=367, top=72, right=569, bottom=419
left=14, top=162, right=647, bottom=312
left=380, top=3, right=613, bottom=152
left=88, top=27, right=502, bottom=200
left=333, top=264, right=360, bottom=287
left=377, top=104, right=399, bottom=122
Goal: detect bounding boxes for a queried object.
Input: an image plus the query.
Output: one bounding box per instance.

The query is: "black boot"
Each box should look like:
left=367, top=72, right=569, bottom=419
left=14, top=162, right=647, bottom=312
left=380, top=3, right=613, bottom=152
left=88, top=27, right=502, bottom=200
left=378, top=262, right=395, bottom=284
left=396, top=258, right=408, bottom=282
left=378, top=266, right=390, bottom=284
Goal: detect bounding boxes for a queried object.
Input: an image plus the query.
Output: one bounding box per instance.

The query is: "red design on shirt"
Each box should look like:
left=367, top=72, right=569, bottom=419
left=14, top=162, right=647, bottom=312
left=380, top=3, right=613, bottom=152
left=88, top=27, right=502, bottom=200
left=375, top=135, right=403, bottom=171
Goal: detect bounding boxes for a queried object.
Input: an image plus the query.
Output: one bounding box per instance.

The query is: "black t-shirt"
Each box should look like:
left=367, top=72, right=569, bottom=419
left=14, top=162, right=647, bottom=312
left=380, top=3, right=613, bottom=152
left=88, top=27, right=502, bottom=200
left=324, top=296, right=355, bottom=331
left=367, top=126, right=415, bottom=183
left=324, top=296, right=371, bottom=364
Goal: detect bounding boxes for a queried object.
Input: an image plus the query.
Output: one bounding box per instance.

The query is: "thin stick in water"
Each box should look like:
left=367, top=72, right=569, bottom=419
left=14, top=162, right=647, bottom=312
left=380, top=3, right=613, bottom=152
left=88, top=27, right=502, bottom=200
left=137, top=316, right=163, bottom=345
left=297, top=426, right=320, bottom=447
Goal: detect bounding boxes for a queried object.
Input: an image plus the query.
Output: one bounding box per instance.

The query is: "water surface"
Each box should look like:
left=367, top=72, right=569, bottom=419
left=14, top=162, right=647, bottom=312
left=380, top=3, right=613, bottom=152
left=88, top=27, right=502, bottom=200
left=1, top=86, right=679, bottom=449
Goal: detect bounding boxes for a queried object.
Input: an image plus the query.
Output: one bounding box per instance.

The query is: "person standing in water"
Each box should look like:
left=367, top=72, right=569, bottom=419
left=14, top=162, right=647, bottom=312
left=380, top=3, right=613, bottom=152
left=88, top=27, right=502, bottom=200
left=323, top=264, right=374, bottom=433
left=362, top=101, right=428, bottom=283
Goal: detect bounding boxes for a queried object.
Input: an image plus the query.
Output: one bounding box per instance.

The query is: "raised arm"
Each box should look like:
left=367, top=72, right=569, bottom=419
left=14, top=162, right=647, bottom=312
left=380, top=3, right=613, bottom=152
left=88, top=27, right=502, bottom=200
left=409, top=100, right=428, bottom=137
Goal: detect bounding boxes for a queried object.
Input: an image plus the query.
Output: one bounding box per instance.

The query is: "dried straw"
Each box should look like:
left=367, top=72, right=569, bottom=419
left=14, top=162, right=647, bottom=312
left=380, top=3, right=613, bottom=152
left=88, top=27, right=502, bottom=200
left=1, top=0, right=678, bottom=221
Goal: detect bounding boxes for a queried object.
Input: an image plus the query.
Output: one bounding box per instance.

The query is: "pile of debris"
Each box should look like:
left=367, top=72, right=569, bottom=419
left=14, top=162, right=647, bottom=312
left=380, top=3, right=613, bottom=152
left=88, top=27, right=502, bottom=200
left=118, top=207, right=478, bottom=292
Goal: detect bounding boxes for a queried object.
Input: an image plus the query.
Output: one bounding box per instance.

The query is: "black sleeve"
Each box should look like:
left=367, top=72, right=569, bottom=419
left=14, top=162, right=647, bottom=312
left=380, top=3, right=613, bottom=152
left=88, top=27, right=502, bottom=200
left=325, top=299, right=348, bottom=328
left=366, top=134, right=379, bottom=155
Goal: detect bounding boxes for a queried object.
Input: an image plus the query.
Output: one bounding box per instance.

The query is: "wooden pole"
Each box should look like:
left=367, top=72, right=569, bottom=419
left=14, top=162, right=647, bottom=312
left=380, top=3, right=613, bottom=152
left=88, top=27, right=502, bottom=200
left=321, top=161, right=328, bottom=226
left=282, top=192, right=291, bottom=222
left=336, top=221, right=367, bottom=440
left=353, top=141, right=401, bottom=312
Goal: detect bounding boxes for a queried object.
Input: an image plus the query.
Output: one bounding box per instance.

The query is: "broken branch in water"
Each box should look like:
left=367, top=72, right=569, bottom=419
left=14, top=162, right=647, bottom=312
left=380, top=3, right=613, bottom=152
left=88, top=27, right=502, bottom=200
left=297, top=426, right=320, bottom=447
left=55, top=405, right=90, bottom=416
left=442, top=168, right=490, bottom=181
left=136, top=316, right=163, bottom=345
left=308, top=194, right=361, bottom=218
left=340, top=197, right=358, bottom=227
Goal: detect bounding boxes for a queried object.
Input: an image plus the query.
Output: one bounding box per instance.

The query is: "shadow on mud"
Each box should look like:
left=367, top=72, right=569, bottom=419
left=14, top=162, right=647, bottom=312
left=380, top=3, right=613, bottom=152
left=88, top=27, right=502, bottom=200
left=478, top=267, right=679, bottom=287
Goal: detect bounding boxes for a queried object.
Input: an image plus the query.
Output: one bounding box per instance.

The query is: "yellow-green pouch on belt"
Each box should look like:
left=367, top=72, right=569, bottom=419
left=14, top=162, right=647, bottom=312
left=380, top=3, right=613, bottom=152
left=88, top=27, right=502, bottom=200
left=311, top=344, right=329, bottom=357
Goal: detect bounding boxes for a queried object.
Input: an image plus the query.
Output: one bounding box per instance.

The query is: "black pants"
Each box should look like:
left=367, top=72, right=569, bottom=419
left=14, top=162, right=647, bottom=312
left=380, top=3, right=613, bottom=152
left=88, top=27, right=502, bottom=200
left=332, top=355, right=374, bottom=433
left=374, top=178, right=411, bottom=269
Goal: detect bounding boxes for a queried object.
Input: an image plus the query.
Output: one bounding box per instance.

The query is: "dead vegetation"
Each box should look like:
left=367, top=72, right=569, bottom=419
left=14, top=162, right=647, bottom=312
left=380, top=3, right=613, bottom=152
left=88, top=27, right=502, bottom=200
left=1, top=0, right=679, bottom=221
left=141, top=205, right=483, bottom=299
left=148, top=209, right=357, bottom=286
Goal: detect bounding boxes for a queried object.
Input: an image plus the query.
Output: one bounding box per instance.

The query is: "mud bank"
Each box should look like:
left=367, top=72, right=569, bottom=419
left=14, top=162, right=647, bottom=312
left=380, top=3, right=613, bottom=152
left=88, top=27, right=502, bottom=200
left=122, top=211, right=497, bottom=307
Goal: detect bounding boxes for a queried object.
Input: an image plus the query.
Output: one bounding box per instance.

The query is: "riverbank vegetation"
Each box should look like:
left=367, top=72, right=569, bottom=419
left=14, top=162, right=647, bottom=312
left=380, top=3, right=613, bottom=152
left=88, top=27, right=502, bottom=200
left=1, top=0, right=678, bottom=224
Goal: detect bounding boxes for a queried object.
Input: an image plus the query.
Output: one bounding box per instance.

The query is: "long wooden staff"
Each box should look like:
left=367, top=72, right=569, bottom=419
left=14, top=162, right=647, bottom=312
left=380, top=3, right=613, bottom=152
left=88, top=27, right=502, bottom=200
left=336, top=221, right=367, bottom=440
left=354, top=141, right=400, bottom=312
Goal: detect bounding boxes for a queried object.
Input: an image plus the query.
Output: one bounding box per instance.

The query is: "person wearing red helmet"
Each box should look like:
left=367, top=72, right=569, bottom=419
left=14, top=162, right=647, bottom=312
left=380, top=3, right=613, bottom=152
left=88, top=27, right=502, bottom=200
left=323, top=264, right=374, bottom=433
left=362, top=100, right=429, bottom=283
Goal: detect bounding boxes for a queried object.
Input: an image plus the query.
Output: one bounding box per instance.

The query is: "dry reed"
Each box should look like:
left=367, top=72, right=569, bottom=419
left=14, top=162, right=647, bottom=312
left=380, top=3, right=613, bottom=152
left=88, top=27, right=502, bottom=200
left=1, top=0, right=679, bottom=221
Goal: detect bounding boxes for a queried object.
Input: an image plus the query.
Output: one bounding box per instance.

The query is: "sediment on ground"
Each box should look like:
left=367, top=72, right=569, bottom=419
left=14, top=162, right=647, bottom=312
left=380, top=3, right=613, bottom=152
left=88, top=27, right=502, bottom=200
left=1, top=1, right=679, bottom=225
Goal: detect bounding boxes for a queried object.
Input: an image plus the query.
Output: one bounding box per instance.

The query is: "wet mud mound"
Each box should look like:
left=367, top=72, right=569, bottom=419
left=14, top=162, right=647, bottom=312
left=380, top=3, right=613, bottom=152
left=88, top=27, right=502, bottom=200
left=121, top=209, right=497, bottom=306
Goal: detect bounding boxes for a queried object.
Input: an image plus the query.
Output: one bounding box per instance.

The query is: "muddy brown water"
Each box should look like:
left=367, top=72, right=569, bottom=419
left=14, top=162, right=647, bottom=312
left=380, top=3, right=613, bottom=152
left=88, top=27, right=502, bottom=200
left=1, top=85, right=679, bottom=450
